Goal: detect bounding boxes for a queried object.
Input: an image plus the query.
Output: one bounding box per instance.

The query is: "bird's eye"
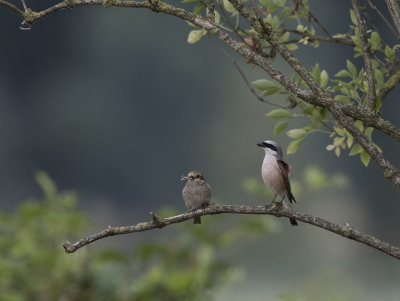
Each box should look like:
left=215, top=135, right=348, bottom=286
left=196, top=175, right=200, bottom=178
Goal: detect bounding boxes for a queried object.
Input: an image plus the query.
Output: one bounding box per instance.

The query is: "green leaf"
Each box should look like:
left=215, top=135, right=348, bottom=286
left=266, top=109, right=293, bottom=118
left=252, top=79, right=277, bottom=90
left=261, top=86, right=281, bottom=96
left=286, top=128, right=306, bottom=139
left=335, top=69, right=352, bottom=78
left=214, top=10, right=221, bottom=23
left=349, top=143, right=363, bottom=155
left=365, top=127, right=373, bottom=138
left=193, top=3, right=205, bottom=15
left=360, top=150, right=370, bottom=167
left=287, top=138, right=303, bottom=154
left=333, top=136, right=345, bottom=146
left=347, top=135, right=354, bottom=148
left=326, top=144, right=335, bottom=151
left=349, top=89, right=360, bottom=101
left=351, top=35, right=361, bottom=47
left=274, top=121, right=289, bottom=136
left=223, top=0, right=237, bottom=13
left=286, top=43, right=299, bottom=51
left=320, top=70, right=329, bottom=87
left=373, top=143, right=383, bottom=153
left=350, top=9, right=357, bottom=25
left=374, top=69, right=384, bottom=85
left=187, top=29, right=206, bottom=44
left=334, top=127, right=345, bottom=136
left=370, top=32, right=381, bottom=50
left=346, top=59, right=357, bottom=76
left=279, top=31, right=290, bottom=42
left=311, top=63, right=321, bottom=82
left=335, top=95, right=352, bottom=104
left=384, top=45, right=395, bottom=59
left=332, top=33, right=347, bottom=39
left=355, top=120, right=364, bottom=132
left=335, top=146, right=341, bottom=157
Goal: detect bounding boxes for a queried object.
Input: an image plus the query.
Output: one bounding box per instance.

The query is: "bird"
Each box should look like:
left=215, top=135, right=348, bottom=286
left=181, top=171, right=211, bottom=224
left=257, top=140, right=298, bottom=226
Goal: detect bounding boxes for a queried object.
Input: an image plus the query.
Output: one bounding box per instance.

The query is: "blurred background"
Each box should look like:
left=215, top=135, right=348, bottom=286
left=0, top=0, right=399, bottom=300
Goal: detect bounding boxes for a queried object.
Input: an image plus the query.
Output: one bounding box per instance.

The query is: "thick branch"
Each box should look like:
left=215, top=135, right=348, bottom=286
left=340, top=104, right=400, bottom=142
left=351, top=0, right=377, bottom=112
left=63, top=204, right=400, bottom=260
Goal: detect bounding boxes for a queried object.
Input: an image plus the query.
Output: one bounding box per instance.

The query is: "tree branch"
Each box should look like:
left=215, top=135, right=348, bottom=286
left=62, top=203, right=400, bottom=260
left=351, top=0, right=377, bottom=112
left=0, top=0, right=24, bottom=17
left=385, top=0, right=400, bottom=37
left=367, top=0, right=399, bottom=39
left=279, top=29, right=355, bottom=46
left=340, top=105, right=400, bottom=142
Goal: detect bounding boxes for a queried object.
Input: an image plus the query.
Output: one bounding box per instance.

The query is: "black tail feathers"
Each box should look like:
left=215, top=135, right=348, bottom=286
left=194, top=216, right=201, bottom=224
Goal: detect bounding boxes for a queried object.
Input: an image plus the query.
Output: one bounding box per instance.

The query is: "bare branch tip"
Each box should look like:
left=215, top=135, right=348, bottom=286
left=62, top=241, right=75, bottom=254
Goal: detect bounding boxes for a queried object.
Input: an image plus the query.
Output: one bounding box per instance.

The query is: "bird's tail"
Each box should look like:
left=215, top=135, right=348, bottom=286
left=283, top=196, right=298, bottom=226
left=289, top=217, right=298, bottom=226
left=194, top=216, right=201, bottom=224
left=288, top=191, right=296, bottom=204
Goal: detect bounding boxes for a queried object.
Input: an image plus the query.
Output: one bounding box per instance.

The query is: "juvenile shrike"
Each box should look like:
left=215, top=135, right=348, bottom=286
left=181, top=171, right=211, bottom=224
left=257, top=140, right=298, bottom=226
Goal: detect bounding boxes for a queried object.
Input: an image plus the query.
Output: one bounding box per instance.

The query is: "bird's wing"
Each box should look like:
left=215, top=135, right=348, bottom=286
left=277, top=160, right=296, bottom=203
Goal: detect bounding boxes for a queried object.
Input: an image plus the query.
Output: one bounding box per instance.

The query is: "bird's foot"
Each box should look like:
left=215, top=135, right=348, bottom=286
left=187, top=208, right=197, bottom=214
left=269, top=200, right=283, bottom=210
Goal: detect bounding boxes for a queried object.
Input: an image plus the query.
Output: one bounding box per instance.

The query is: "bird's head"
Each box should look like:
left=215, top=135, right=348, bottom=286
left=181, top=171, right=206, bottom=183
left=257, top=140, right=283, bottom=159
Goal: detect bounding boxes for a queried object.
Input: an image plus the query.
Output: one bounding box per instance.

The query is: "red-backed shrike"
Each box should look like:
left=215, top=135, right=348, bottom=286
left=257, top=140, right=298, bottom=226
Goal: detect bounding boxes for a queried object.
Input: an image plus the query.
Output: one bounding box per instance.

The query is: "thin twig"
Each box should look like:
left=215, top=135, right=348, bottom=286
left=207, top=0, right=215, bottom=21
left=210, top=35, right=287, bottom=108
left=62, top=203, right=400, bottom=260
left=217, top=1, right=248, bottom=46
left=385, top=0, right=400, bottom=38
left=291, top=0, right=302, bottom=26
left=362, top=8, right=388, bottom=48
left=377, top=71, right=400, bottom=101
left=21, top=0, right=27, bottom=11
left=306, top=7, right=333, bottom=39
left=0, top=0, right=24, bottom=16
left=351, top=0, right=377, bottom=112
left=366, top=0, right=399, bottom=40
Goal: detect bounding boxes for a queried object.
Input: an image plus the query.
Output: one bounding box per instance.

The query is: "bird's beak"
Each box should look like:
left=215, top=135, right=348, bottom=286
left=181, top=175, right=189, bottom=181
left=257, top=142, right=266, bottom=148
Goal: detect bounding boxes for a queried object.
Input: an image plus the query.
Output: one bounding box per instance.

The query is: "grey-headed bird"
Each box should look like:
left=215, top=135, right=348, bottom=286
left=181, top=171, right=211, bottom=224
left=257, top=140, right=298, bottom=226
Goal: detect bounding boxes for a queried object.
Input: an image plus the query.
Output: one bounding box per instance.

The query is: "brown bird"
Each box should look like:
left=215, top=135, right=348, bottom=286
left=181, top=171, right=211, bottom=224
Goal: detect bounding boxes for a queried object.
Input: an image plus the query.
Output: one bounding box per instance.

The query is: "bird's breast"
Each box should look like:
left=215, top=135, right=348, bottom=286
left=182, top=182, right=211, bottom=210
left=261, top=155, right=286, bottom=196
